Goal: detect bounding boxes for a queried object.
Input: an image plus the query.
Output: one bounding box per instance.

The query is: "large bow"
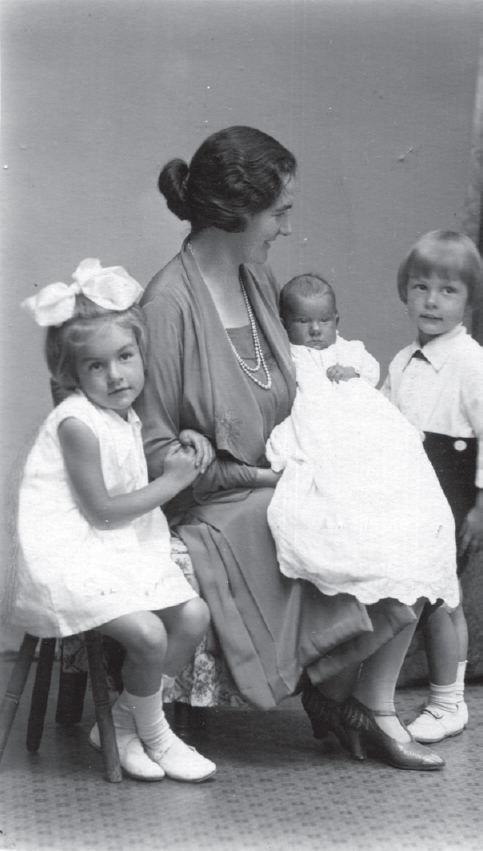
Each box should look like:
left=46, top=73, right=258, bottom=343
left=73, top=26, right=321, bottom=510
left=21, top=258, right=144, bottom=326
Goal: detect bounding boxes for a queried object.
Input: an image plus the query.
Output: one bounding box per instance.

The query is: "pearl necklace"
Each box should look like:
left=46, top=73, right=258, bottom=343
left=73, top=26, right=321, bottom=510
left=187, top=243, right=272, bottom=390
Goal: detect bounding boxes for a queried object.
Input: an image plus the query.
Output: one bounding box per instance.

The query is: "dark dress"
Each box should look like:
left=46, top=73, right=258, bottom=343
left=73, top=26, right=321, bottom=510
left=135, top=243, right=416, bottom=709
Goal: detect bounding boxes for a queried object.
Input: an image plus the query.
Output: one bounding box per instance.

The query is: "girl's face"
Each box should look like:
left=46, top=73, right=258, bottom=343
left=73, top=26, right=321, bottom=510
left=406, top=271, right=469, bottom=346
left=234, top=175, right=295, bottom=265
left=75, top=324, right=145, bottom=419
left=284, top=293, right=338, bottom=349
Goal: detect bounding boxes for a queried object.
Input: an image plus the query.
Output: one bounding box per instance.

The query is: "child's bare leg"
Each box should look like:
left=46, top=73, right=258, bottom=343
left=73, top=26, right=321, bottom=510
left=91, top=611, right=169, bottom=781
left=100, top=603, right=215, bottom=783
left=424, top=605, right=458, bottom=686
left=408, top=599, right=467, bottom=742
left=100, top=610, right=168, bottom=695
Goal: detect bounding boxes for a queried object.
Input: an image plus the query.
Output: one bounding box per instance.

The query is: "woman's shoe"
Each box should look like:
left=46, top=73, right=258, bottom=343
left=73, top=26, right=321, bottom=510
left=300, top=674, right=366, bottom=761
left=340, top=696, right=445, bottom=771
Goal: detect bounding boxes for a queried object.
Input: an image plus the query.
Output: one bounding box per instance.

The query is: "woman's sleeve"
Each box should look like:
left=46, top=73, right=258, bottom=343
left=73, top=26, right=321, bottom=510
left=136, top=296, right=185, bottom=479
left=193, top=457, right=260, bottom=501
left=137, top=293, right=262, bottom=490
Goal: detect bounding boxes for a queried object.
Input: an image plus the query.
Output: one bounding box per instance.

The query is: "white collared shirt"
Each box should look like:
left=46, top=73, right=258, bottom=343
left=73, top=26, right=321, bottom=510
left=381, top=324, right=483, bottom=487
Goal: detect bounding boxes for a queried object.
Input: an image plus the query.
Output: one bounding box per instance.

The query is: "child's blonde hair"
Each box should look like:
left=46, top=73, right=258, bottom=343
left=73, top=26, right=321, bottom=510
left=397, top=230, right=483, bottom=306
left=45, top=294, right=148, bottom=392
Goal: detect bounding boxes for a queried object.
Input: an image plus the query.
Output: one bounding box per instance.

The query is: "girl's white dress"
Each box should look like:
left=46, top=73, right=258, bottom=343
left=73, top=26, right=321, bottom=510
left=266, top=344, right=459, bottom=608
left=14, top=392, right=196, bottom=637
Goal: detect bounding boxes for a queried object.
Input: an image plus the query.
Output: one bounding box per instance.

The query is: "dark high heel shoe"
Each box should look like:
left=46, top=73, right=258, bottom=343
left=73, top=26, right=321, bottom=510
left=300, top=675, right=366, bottom=761
left=340, top=695, right=445, bottom=771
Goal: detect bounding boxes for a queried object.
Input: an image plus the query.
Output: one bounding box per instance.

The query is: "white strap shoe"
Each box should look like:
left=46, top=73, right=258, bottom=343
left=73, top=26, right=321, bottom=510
left=407, top=703, right=467, bottom=743
left=147, top=734, right=216, bottom=783
left=89, top=723, right=166, bottom=782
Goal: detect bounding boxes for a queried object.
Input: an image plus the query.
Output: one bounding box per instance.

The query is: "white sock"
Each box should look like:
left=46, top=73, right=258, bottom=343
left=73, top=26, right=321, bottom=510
left=456, top=661, right=467, bottom=704
left=120, top=687, right=175, bottom=756
left=428, top=682, right=457, bottom=713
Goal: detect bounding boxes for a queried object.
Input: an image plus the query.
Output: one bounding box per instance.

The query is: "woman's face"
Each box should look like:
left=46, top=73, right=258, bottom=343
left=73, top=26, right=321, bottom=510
left=236, top=175, right=294, bottom=264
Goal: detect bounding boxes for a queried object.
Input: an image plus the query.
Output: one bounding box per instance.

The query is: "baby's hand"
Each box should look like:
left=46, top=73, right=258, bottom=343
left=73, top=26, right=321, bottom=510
left=179, top=429, right=215, bottom=474
left=326, top=365, right=359, bottom=383
left=163, top=443, right=199, bottom=488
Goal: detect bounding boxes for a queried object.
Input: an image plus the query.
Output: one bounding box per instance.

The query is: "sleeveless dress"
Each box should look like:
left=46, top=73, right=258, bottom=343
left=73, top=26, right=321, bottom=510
left=266, top=345, right=459, bottom=608
left=14, top=391, right=196, bottom=638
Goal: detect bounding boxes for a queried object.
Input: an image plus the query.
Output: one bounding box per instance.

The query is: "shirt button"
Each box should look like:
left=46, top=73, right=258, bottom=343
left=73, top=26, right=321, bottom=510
left=454, top=440, right=467, bottom=452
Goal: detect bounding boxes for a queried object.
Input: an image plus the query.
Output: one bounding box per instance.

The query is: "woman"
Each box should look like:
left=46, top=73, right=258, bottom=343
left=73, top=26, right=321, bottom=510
left=136, top=126, right=443, bottom=770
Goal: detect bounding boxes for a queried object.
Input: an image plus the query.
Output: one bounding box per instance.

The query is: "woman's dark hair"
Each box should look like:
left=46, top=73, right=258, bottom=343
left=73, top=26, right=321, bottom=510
left=45, top=294, right=148, bottom=392
left=158, top=126, right=297, bottom=234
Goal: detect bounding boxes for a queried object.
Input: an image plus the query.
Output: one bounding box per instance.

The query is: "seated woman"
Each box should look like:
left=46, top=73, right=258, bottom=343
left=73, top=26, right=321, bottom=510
left=135, top=125, right=445, bottom=770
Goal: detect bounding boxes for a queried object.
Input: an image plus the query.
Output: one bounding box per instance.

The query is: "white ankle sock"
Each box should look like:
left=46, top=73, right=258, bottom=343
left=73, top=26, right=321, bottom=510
left=120, top=688, right=175, bottom=755
left=428, top=682, right=457, bottom=712
left=456, top=661, right=467, bottom=704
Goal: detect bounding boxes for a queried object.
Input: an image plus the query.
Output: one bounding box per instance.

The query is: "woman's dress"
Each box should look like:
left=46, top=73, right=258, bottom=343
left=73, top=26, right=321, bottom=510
left=135, top=242, right=416, bottom=709
left=266, top=345, right=459, bottom=608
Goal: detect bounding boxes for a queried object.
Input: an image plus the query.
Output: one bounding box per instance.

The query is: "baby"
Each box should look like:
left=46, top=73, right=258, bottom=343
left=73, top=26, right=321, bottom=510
left=279, top=272, right=379, bottom=385
left=266, top=273, right=459, bottom=611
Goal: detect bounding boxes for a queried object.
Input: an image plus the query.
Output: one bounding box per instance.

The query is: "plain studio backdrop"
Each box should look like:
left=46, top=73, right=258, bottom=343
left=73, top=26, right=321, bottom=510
left=1, top=0, right=481, bottom=649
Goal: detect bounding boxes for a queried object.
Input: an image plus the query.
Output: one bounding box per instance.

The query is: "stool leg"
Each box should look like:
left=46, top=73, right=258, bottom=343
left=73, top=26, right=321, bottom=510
left=84, top=630, right=122, bottom=783
left=55, top=639, right=88, bottom=726
left=26, top=638, right=56, bottom=752
left=0, top=634, right=38, bottom=763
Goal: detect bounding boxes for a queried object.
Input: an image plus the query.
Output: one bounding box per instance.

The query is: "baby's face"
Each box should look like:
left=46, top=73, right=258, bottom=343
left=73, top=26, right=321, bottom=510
left=284, top=293, right=338, bottom=349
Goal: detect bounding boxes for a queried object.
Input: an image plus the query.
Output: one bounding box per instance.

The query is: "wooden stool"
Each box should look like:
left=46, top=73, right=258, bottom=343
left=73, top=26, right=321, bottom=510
left=0, top=630, right=122, bottom=782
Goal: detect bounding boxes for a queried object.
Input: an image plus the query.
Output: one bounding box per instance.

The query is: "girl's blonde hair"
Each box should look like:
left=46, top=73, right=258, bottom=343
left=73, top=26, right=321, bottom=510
left=397, top=230, right=483, bottom=305
left=45, top=294, right=148, bottom=392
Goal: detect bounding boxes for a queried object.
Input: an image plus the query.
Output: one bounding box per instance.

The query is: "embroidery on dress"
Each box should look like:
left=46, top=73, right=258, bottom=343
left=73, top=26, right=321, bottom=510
left=215, top=409, right=242, bottom=449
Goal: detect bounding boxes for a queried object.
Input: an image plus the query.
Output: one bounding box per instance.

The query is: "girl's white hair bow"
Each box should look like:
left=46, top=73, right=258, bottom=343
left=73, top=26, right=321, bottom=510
left=21, top=258, right=144, bottom=327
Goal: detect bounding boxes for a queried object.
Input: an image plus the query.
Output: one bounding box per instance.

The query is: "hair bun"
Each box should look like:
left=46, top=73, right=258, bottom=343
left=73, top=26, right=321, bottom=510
left=158, top=158, right=190, bottom=221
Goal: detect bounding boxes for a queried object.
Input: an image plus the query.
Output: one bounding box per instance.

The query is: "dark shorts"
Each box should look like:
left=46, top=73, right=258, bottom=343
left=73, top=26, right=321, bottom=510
left=422, top=432, right=477, bottom=578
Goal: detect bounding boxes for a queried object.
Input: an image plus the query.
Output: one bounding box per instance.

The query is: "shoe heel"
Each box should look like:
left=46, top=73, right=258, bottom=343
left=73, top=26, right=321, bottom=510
left=347, top=729, right=367, bottom=761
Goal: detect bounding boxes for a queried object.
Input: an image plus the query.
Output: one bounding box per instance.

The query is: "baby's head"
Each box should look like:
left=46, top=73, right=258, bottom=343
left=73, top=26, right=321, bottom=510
left=280, top=273, right=338, bottom=350
left=23, top=259, right=147, bottom=417
left=397, top=231, right=482, bottom=343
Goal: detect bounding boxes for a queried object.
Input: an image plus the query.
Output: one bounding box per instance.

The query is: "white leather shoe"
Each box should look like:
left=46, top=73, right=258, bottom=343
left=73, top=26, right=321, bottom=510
left=147, top=735, right=216, bottom=783
left=407, top=703, right=467, bottom=743
left=89, top=723, right=165, bottom=782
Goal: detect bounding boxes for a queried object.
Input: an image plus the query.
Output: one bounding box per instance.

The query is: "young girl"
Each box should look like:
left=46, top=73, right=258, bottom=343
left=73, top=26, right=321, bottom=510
left=266, top=273, right=459, bottom=612
left=14, top=258, right=216, bottom=783
left=382, top=231, right=483, bottom=743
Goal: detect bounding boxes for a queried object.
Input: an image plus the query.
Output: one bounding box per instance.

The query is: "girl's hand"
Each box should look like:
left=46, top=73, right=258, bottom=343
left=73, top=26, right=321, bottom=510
left=162, top=443, right=200, bottom=488
left=179, top=429, right=215, bottom=474
left=326, top=365, right=359, bottom=383
left=460, top=505, right=483, bottom=554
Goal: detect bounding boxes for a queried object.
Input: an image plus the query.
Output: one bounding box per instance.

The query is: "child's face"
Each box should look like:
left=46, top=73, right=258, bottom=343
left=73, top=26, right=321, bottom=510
left=75, top=324, right=145, bottom=419
left=406, top=271, right=469, bottom=345
left=284, top=293, right=338, bottom=349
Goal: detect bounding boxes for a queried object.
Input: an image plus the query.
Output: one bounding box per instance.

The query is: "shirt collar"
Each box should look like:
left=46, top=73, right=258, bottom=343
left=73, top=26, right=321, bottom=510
left=403, top=323, right=467, bottom=372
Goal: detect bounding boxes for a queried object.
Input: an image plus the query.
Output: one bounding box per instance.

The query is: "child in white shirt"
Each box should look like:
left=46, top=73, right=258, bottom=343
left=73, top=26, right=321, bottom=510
left=382, top=230, right=483, bottom=743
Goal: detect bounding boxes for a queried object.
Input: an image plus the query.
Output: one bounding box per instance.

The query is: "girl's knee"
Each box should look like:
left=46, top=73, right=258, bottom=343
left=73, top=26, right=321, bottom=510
left=126, top=616, right=168, bottom=659
left=184, top=597, right=210, bottom=634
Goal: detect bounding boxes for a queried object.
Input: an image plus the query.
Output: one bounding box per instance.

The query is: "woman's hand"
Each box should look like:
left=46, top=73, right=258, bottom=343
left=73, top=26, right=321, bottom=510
left=162, top=443, right=200, bottom=489
left=179, top=429, right=215, bottom=474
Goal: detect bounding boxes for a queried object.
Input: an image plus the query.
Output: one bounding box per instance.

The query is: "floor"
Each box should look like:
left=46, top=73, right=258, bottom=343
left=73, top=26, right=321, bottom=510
left=0, top=657, right=482, bottom=851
